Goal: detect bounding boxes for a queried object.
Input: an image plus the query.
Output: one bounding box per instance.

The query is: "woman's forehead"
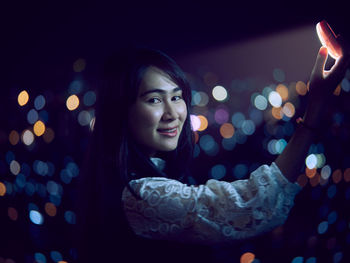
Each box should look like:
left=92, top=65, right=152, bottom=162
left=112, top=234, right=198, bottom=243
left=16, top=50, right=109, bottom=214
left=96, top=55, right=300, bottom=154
left=139, top=66, right=178, bottom=93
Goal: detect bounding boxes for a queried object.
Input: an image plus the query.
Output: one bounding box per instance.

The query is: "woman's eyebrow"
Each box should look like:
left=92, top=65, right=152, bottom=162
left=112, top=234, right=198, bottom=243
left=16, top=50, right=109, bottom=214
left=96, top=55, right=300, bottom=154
left=139, top=87, right=182, bottom=97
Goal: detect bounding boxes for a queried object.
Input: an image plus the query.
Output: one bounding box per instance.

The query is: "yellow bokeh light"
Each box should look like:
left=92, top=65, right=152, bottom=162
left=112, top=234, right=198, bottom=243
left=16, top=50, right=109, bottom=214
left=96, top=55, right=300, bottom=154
left=220, top=123, right=235, bottom=138
left=0, top=182, right=6, bottom=196
left=66, top=94, right=80, bottom=111
left=197, top=115, right=208, bottom=132
left=45, top=202, right=57, bottom=217
left=9, top=130, right=20, bottom=145
left=282, top=102, right=295, bottom=118
left=240, top=252, right=255, bottom=263
left=33, top=120, right=46, bottom=136
left=271, top=107, right=283, bottom=120
left=18, top=90, right=29, bottom=106
left=58, top=261, right=68, bottom=263
left=296, top=81, right=307, bottom=96
left=276, top=84, right=289, bottom=101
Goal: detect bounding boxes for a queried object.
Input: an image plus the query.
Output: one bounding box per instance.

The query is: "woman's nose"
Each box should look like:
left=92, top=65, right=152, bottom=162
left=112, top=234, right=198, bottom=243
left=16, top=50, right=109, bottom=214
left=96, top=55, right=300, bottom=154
left=162, top=102, right=178, bottom=121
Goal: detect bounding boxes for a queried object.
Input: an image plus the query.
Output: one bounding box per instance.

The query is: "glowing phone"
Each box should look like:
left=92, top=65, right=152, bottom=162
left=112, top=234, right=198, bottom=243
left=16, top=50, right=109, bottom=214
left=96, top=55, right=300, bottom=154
left=316, top=20, right=342, bottom=59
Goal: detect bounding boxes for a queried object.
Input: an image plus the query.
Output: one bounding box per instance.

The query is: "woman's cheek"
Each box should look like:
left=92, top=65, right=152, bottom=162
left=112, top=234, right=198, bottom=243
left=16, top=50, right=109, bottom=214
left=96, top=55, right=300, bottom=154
left=179, top=102, right=187, bottom=121
left=142, top=107, right=163, bottom=125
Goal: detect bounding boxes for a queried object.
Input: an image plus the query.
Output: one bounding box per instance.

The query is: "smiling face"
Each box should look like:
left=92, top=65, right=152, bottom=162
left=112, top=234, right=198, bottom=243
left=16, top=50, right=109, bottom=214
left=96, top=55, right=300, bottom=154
left=128, top=66, right=188, bottom=157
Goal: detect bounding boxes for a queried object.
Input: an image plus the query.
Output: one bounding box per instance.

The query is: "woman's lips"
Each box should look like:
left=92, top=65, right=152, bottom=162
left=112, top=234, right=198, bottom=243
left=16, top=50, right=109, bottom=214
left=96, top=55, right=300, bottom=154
left=157, top=127, right=178, bottom=137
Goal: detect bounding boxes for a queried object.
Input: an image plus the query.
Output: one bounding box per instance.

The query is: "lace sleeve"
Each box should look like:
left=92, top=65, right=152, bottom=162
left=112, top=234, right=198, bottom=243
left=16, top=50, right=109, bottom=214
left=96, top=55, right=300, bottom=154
left=122, top=162, right=301, bottom=244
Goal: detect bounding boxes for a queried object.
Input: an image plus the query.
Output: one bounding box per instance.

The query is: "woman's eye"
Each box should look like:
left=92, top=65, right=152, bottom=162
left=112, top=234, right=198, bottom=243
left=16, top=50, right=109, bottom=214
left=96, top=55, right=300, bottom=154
left=148, top=98, right=161, bottom=104
left=172, top=95, right=183, bottom=101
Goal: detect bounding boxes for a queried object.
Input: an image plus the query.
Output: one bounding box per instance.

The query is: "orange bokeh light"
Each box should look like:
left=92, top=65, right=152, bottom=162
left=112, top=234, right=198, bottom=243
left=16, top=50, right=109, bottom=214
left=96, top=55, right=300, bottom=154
left=296, top=81, right=307, bottom=96
left=332, top=169, right=342, bottom=184
left=306, top=167, right=317, bottom=178
left=240, top=252, right=255, bottom=263
left=276, top=84, right=289, bottom=101
left=220, top=123, right=235, bottom=138
left=344, top=168, right=350, bottom=182
left=271, top=107, right=283, bottom=120
left=197, top=115, right=208, bottom=132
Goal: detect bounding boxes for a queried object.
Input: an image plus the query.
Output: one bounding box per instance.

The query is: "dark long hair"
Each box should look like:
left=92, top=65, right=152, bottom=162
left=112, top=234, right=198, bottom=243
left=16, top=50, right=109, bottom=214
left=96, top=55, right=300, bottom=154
left=76, top=47, right=194, bottom=262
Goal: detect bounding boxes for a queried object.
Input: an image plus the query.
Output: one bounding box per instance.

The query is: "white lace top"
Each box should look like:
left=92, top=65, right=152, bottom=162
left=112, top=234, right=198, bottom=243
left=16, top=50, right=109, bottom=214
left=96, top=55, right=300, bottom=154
left=122, top=162, right=301, bottom=245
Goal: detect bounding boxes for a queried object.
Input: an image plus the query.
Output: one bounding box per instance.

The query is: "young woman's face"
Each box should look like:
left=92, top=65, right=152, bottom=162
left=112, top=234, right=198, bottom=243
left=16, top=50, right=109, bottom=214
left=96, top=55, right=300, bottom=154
left=128, top=66, right=187, bottom=157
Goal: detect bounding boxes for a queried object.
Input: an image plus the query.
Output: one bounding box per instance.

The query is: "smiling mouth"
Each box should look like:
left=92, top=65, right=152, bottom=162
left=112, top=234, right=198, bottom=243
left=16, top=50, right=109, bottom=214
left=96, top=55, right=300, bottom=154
left=157, top=127, right=178, bottom=137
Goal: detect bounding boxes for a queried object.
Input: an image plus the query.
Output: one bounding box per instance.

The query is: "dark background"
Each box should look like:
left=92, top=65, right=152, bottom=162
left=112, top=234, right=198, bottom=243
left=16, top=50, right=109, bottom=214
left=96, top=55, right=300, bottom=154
left=1, top=1, right=350, bottom=263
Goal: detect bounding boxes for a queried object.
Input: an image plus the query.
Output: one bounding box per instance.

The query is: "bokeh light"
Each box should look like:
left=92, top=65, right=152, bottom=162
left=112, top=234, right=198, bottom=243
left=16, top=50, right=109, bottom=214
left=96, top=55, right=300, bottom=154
left=50, top=251, right=63, bottom=262
left=271, top=107, right=283, bottom=120
left=220, top=123, right=235, bottom=138
left=8, top=207, right=18, bottom=221
left=276, top=84, right=288, bottom=101
left=18, top=90, right=29, bottom=106
left=34, top=95, right=46, bottom=110
left=10, top=160, right=20, bottom=175
left=282, top=102, right=295, bottom=118
left=43, top=128, right=55, bottom=143
left=212, top=85, right=228, bottom=101
left=66, top=94, right=80, bottom=111
left=197, top=115, right=208, bottom=132
left=232, top=112, right=245, bottom=128
left=34, top=120, right=46, bottom=136
left=296, top=81, right=307, bottom=95
left=73, top=58, right=86, bottom=72
left=83, top=91, right=96, bottom=106
left=45, top=202, right=57, bottom=217
left=22, top=129, right=35, bottom=146
left=190, top=115, right=201, bottom=131
left=254, top=95, right=268, bottom=110
left=192, top=91, right=209, bottom=106
left=34, top=252, right=46, bottom=263
left=0, top=182, right=6, bottom=196
left=8, top=130, right=20, bottom=145
left=64, top=210, right=77, bottom=224
left=29, top=210, right=44, bottom=225
left=240, top=252, right=255, bottom=263
left=268, top=91, right=282, bottom=107
left=344, top=168, right=350, bottom=182
left=27, top=109, right=39, bottom=124
left=214, top=108, right=229, bottom=124
left=78, top=110, right=93, bottom=126
left=306, top=154, right=317, bottom=169
left=332, top=169, right=342, bottom=184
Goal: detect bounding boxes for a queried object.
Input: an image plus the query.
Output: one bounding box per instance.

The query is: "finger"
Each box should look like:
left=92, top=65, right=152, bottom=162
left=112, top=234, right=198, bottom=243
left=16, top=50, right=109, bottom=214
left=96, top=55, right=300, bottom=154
left=317, top=21, right=342, bottom=59
left=327, top=51, right=350, bottom=84
left=311, top=46, right=328, bottom=80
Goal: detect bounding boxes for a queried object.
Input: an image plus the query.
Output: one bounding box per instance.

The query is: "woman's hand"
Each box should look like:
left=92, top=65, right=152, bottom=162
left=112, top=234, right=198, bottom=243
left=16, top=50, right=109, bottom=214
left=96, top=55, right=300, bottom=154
left=304, top=35, right=350, bottom=128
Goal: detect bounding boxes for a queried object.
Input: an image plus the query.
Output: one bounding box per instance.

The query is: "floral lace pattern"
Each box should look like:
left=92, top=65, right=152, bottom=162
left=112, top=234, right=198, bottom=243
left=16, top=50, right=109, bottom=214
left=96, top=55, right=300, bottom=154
left=122, top=162, right=301, bottom=244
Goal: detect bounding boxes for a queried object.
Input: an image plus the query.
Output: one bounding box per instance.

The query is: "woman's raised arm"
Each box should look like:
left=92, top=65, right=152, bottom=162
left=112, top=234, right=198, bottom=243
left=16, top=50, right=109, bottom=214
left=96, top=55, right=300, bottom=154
left=275, top=32, right=350, bottom=182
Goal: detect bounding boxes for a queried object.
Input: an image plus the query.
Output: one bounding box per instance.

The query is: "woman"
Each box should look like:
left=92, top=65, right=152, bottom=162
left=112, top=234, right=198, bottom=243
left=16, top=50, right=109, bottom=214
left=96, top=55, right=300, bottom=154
left=76, top=31, right=350, bottom=262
